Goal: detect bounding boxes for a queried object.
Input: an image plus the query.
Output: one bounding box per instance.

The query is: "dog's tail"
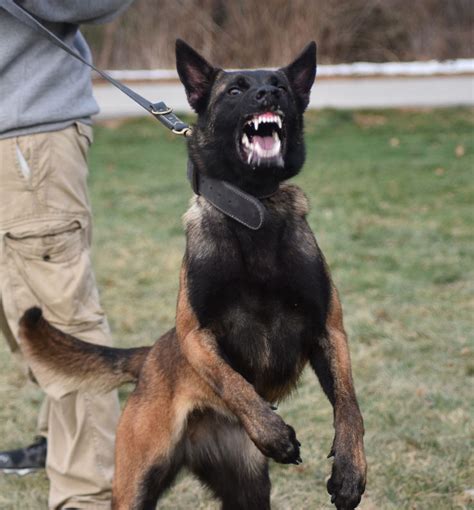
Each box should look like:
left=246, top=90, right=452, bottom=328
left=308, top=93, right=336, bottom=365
left=19, top=307, right=151, bottom=393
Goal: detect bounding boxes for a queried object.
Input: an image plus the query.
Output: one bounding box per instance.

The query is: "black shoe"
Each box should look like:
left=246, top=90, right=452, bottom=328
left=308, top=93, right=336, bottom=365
left=0, top=436, right=47, bottom=475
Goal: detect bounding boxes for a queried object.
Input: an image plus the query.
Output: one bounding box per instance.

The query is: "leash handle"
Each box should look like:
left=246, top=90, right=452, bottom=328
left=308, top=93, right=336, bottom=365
left=0, top=0, right=192, bottom=137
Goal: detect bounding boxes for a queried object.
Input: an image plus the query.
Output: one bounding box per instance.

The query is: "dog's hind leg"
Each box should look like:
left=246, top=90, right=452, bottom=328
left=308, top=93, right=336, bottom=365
left=186, top=412, right=271, bottom=510
left=198, top=460, right=271, bottom=510
left=111, top=387, right=187, bottom=509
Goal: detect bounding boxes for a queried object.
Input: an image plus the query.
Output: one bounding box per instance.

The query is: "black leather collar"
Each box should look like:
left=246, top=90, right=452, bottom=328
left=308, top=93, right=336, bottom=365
left=187, top=161, right=279, bottom=230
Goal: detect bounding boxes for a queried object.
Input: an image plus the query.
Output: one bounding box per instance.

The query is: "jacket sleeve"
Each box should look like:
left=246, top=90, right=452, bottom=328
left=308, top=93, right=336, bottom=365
left=17, top=0, right=134, bottom=24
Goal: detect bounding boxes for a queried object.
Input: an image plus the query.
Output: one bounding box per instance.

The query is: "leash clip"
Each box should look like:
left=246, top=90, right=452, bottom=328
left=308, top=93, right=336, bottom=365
left=173, top=126, right=193, bottom=137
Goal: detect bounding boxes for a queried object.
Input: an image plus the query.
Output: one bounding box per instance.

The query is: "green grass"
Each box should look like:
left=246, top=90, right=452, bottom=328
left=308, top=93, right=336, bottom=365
left=0, top=108, right=473, bottom=509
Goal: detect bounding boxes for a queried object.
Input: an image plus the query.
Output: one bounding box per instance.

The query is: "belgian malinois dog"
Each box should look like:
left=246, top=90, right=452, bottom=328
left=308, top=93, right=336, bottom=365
left=19, top=40, right=367, bottom=509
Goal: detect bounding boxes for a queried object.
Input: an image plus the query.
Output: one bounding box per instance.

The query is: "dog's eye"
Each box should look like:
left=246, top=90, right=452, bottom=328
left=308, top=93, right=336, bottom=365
left=228, top=87, right=242, bottom=96
left=278, top=85, right=287, bottom=93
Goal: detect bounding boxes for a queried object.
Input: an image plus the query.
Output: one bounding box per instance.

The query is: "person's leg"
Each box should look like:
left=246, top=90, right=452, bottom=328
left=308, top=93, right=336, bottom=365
left=44, top=376, right=119, bottom=510
left=0, top=294, right=48, bottom=474
left=0, top=283, right=48, bottom=441
left=0, top=125, right=120, bottom=509
left=37, top=397, right=49, bottom=439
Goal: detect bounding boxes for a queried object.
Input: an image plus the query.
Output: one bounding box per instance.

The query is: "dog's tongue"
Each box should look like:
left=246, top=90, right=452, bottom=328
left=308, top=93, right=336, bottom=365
left=253, top=135, right=275, bottom=150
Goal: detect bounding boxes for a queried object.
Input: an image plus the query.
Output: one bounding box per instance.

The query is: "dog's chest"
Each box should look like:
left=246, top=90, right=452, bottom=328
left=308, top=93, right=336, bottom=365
left=214, top=231, right=316, bottom=384
left=185, top=194, right=330, bottom=392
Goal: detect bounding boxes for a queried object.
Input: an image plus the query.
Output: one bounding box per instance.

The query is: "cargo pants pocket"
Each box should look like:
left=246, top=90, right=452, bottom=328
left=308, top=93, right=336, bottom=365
left=4, top=220, right=105, bottom=332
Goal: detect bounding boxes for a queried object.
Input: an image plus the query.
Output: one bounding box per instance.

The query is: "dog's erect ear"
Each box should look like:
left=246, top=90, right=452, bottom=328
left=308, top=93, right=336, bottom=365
left=280, top=42, right=317, bottom=111
left=176, top=39, right=218, bottom=113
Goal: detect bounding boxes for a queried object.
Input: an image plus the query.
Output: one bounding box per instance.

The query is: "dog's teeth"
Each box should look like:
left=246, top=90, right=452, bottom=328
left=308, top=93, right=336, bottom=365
left=276, top=116, right=282, bottom=128
left=273, top=139, right=281, bottom=155
left=247, top=150, right=252, bottom=164
left=242, top=133, right=250, bottom=147
left=272, top=131, right=279, bottom=142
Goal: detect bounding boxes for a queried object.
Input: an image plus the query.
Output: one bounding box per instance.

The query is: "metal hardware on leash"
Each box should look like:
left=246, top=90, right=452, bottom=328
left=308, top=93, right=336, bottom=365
left=150, top=102, right=193, bottom=137
left=173, top=127, right=193, bottom=137
left=151, top=105, right=173, bottom=116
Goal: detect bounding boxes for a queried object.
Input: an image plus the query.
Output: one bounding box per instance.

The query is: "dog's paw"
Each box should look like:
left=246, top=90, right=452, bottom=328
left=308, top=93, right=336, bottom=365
left=327, top=452, right=366, bottom=510
left=252, top=411, right=302, bottom=464
left=266, top=422, right=302, bottom=465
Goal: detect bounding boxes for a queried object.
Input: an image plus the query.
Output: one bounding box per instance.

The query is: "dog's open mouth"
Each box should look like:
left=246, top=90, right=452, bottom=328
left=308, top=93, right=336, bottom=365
left=239, top=112, right=284, bottom=167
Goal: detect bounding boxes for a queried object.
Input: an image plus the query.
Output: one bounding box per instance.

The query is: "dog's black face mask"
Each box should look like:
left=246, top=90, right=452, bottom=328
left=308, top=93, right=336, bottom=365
left=176, top=39, right=316, bottom=195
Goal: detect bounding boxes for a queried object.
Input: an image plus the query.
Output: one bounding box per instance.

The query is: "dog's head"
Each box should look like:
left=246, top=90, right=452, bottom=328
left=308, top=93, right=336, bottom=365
left=176, top=39, right=316, bottom=195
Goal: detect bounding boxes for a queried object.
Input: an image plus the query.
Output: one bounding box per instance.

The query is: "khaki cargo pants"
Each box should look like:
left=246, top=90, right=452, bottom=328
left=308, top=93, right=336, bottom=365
left=0, top=123, right=120, bottom=509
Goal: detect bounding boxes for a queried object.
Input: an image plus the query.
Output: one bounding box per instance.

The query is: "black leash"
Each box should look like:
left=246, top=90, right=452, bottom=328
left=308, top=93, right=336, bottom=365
left=0, top=0, right=192, bottom=137
left=2, top=0, right=277, bottom=230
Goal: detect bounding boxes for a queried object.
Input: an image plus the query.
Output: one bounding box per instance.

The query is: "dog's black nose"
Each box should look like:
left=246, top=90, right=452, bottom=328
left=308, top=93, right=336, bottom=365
left=255, top=85, right=280, bottom=106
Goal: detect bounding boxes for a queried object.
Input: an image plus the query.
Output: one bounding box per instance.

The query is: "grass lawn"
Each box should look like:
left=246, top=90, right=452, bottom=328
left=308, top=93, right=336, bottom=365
left=0, top=108, right=472, bottom=509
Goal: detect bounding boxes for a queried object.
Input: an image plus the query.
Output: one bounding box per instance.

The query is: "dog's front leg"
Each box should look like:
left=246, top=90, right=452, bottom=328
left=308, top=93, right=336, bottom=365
left=176, top=266, right=301, bottom=464
left=310, top=285, right=367, bottom=509
left=180, top=327, right=301, bottom=465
